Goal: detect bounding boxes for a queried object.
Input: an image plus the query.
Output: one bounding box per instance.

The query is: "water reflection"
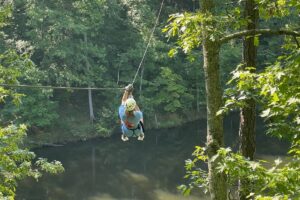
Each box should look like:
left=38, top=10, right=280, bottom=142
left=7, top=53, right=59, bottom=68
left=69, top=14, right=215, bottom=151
left=17, top=120, right=206, bottom=200
left=16, top=117, right=288, bottom=200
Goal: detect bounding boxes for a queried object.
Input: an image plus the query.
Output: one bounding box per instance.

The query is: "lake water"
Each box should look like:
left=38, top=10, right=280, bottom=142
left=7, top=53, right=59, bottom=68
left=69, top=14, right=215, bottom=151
left=16, top=116, right=288, bottom=200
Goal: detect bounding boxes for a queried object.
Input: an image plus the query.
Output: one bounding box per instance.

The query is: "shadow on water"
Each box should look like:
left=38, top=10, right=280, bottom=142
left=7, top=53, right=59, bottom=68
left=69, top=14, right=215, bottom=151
left=16, top=117, right=289, bottom=200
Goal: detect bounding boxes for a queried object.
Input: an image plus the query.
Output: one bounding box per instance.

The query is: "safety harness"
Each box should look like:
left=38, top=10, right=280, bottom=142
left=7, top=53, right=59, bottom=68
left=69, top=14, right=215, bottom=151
left=125, top=121, right=145, bottom=137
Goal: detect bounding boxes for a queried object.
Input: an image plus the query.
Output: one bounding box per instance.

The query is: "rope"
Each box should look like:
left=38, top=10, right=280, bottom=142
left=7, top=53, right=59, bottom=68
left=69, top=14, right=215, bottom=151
left=131, top=0, right=165, bottom=85
left=0, top=84, right=123, bottom=91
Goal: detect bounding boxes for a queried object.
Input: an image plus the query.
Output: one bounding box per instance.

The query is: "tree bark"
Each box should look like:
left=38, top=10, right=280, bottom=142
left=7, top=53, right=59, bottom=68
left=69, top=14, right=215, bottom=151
left=200, top=0, right=227, bottom=199
left=239, top=0, right=258, bottom=199
left=240, top=0, right=257, bottom=162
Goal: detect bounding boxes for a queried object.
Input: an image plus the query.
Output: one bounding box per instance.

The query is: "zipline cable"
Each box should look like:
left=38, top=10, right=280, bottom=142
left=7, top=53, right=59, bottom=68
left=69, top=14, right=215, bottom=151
left=0, top=0, right=165, bottom=91
left=131, top=0, right=165, bottom=85
left=0, top=83, right=123, bottom=91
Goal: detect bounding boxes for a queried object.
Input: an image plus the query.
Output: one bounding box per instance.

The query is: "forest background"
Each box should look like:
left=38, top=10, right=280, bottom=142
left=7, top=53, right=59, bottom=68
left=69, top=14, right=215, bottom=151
left=1, top=0, right=300, bottom=199
left=1, top=0, right=209, bottom=146
left=1, top=0, right=285, bottom=145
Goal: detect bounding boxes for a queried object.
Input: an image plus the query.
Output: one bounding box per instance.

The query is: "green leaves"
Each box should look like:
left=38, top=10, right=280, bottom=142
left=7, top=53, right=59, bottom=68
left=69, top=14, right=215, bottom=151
left=183, top=49, right=300, bottom=199
left=179, top=146, right=209, bottom=196
left=152, top=67, right=194, bottom=112
left=0, top=11, right=64, bottom=194
left=25, top=0, right=108, bottom=87
left=221, top=50, right=300, bottom=139
left=0, top=2, right=12, bottom=28
left=163, top=12, right=211, bottom=53
left=35, top=158, right=64, bottom=174
left=256, top=0, right=296, bottom=19
left=260, top=108, right=271, bottom=118
left=0, top=51, right=64, bottom=199
left=182, top=145, right=300, bottom=199
left=0, top=50, right=28, bottom=105
left=0, top=124, right=64, bottom=199
left=0, top=50, right=58, bottom=128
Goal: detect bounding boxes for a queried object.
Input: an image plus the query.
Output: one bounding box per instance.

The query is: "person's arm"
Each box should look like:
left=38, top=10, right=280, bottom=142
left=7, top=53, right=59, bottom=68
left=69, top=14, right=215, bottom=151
left=121, top=90, right=131, bottom=105
left=121, top=84, right=133, bottom=104
left=134, top=105, right=144, bottom=123
left=134, top=104, right=140, bottom=111
left=140, top=117, right=144, bottom=123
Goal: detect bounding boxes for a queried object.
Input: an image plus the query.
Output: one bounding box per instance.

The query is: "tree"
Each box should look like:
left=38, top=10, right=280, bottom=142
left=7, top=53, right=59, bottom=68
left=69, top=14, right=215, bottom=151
left=240, top=0, right=258, bottom=161
left=200, top=1, right=227, bottom=199
left=152, top=67, right=194, bottom=112
left=222, top=48, right=300, bottom=199
left=239, top=0, right=258, bottom=198
left=23, top=0, right=108, bottom=122
left=164, top=0, right=300, bottom=198
left=180, top=48, right=300, bottom=199
left=0, top=50, right=59, bottom=129
left=0, top=4, right=64, bottom=199
left=165, top=0, right=228, bottom=198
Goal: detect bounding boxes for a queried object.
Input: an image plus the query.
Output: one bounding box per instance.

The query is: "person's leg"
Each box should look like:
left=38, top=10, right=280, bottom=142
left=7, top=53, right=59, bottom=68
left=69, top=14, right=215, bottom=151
left=121, top=134, right=129, bottom=141
left=136, top=129, right=144, bottom=141
left=121, top=126, right=129, bottom=141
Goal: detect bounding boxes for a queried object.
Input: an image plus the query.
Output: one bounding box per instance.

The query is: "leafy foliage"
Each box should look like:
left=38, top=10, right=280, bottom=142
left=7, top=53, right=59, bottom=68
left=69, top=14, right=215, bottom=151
left=256, top=0, right=300, bottom=19
left=182, top=146, right=300, bottom=199
left=180, top=48, right=300, bottom=199
left=152, top=67, right=194, bottom=112
left=0, top=124, right=64, bottom=199
left=221, top=50, right=300, bottom=140
left=1, top=9, right=64, bottom=198
left=165, top=2, right=300, bottom=197
left=0, top=51, right=63, bottom=200
left=0, top=50, right=58, bottom=128
left=5, top=90, right=59, bottom=127
left=95, top=106, right=118, bottom=137
left=178, top=146, right=209, bottom=196
left=163, top=12, right=211, bottom=54
left=0, top=79, right=62, bottom=199
left=24, top=0, right=108, bottom=86
left=0, top=2, right=12, bottom=29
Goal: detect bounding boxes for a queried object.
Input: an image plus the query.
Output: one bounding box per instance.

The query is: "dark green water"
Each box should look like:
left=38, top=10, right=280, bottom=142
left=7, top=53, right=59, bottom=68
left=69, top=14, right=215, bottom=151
left=16, top=117, right=288, bottom=200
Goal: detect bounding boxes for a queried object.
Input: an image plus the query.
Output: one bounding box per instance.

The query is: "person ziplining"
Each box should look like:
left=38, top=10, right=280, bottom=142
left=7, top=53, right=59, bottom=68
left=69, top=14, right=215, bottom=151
left=117, top=0, right=164, bottom=141
left=118, top=84, right=145, bottom=141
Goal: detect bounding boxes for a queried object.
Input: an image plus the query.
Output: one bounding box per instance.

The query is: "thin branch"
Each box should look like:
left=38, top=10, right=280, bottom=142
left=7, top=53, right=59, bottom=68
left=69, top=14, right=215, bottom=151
left=293, top=36, right=300, bottom=49
left=219, top=29, right=300, bottom=43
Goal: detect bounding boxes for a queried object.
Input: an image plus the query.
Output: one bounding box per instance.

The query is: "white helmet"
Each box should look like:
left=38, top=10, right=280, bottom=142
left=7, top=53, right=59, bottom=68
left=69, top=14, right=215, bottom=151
left=125, top=98, right=136, bottom=111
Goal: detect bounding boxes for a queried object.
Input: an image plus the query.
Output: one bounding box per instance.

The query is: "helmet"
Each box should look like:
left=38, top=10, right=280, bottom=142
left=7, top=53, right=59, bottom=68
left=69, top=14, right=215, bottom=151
left=125, top=98, right=136, bottom=111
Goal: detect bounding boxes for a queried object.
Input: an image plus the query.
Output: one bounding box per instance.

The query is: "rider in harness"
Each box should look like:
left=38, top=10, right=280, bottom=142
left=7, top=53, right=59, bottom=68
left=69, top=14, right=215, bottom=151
left=119, top=84, right=145, bottom=141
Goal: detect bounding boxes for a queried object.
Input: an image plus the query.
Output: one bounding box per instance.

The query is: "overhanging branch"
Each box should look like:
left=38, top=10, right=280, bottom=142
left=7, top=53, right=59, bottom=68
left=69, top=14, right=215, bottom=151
left=219, top=29, right=300, bottom=44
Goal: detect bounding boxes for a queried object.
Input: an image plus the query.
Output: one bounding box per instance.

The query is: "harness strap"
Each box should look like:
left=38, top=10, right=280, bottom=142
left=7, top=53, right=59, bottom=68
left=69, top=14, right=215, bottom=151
left=127, top=123, right=142, bottom=137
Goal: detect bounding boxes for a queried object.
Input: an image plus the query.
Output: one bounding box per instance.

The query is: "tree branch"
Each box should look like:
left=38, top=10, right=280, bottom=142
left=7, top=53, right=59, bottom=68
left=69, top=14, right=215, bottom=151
left=219, top=29, right=300, bottom=44
left=293, top=36, right=300, bottom=49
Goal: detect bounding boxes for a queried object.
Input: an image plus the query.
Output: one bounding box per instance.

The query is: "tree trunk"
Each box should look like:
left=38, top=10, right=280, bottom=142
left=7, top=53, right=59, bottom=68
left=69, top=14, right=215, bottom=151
left=84, top=33, right=95, bottom=121
left=196, top=77, right=200, bottom=112
left=203, top=40, right=227, bottom=200
left=200, top=0, right=227, bottom=199
left=239, top=0, right=258, bottom=199
left=88, top=89, right=95, bottom=121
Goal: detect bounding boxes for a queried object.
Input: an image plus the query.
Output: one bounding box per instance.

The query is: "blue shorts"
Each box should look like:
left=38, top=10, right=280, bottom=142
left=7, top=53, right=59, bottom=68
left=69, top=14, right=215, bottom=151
left=121, top=124, right=143, bottom=137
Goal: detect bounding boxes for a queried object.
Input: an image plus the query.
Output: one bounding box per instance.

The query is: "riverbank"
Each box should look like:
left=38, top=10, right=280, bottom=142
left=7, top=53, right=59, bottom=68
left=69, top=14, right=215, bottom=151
left=25, top=108, right=206, bottom=148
